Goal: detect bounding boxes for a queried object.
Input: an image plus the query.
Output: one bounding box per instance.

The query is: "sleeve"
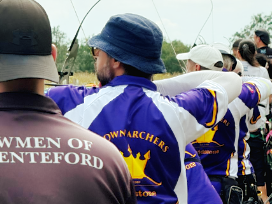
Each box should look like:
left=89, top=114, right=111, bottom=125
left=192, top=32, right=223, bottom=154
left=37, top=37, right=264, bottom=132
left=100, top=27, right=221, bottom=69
left=170, top=80, right=228, bottom=144
left=247, top=106, right=266, bottom=131
left=232, top=82, right=261, bottom=119
left=239, top=77, right=272, bottom=129
left=243, top=76, right=272, bottom=117
left=155, top=71, right=242, bottom=103
left=242, top=77, right=272, bottom=101
left=46, top=85, right=99, bottom=115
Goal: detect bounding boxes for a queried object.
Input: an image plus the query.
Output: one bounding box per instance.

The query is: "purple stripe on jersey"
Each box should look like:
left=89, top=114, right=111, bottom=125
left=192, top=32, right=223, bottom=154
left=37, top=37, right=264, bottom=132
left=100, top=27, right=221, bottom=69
left=46, top=85, right=99, bottom=115
left=239, top=83, right=260, bottom=109
left=169, top=88, right=218, bottom=128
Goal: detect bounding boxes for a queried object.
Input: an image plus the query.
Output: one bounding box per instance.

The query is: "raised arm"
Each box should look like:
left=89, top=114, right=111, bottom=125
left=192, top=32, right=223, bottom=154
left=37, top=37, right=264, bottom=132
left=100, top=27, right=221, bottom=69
left=154, top=71, right=242, bottom=103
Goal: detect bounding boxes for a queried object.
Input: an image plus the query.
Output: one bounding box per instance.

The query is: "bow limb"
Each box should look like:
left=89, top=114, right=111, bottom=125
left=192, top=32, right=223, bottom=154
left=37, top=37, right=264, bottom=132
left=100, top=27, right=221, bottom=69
left=58, top=0, right=102, bottom=84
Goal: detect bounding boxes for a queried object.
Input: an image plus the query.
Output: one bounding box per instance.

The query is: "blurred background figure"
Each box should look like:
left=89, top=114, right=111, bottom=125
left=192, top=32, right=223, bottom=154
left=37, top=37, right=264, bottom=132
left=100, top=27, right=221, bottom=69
left=232, top=39, right=243, bottom=58
left=254, top=29, right=272, bottom=79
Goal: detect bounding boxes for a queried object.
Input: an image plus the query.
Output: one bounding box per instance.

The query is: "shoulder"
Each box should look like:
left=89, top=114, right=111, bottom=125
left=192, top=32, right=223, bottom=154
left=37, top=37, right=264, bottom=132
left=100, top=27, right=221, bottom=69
left=266, top=46, right=272, bottom=53
left=259, top=66, right=270, bottom=78
left=46, top=85, right=100, bottom=115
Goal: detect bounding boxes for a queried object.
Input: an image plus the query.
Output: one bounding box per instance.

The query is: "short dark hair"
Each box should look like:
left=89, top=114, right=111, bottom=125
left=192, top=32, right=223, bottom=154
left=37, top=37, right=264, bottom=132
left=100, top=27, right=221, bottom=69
left=199, top=66, right=210, bottom=71
left=232, top=39, right=243, bottom=49
left=123, top=63, right=153, bottom=80
left=190, top=59, right=223, bottom=70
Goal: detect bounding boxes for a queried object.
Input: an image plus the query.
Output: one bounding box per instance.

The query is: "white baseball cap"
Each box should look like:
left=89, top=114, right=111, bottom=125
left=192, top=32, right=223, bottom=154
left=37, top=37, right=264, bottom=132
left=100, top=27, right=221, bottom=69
left=176, top=45, right=223, bottom=71
left=211, top=42, right=231, bottom=54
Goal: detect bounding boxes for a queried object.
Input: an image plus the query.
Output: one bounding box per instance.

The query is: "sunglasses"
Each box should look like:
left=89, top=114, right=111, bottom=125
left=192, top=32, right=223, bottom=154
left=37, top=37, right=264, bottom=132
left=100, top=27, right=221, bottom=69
left=90, top=47, right=99, bottom=62
left=91, top=47, right=99, bottom=57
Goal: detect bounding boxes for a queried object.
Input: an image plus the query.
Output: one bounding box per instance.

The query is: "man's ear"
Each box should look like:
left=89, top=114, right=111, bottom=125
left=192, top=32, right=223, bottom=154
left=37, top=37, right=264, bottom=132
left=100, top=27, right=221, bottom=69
left=110, top=58, right=125, bottom=76
left=51, top=44, right=57, bottom=62
left=111, top=58, right=121, bottom=69
left=236, top=51, right=242, bottom=60
left=195, top=64, right=201, bottom=71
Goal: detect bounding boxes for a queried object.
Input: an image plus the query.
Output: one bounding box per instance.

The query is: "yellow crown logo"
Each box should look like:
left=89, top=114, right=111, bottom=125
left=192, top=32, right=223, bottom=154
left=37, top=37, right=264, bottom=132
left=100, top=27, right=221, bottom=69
left=192, top=125, right=224, bottom=146
left=120, top=145, right=161, bottom=186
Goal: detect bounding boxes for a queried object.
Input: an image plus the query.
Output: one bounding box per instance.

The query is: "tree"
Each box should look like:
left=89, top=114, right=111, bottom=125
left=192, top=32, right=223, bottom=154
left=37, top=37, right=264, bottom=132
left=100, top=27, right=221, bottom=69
left=74, top=39, right=95, bottom=73
left=230, top=12, right=272, bottom=43
left=161, top=40, right=190, bottom=74
left=52, top=26, right=69, bottom=71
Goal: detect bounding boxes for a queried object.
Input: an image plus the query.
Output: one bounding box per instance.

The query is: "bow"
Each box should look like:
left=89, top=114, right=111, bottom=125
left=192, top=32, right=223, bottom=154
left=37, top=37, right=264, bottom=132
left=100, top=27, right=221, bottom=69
left=58, top=0, right=101, bottom=84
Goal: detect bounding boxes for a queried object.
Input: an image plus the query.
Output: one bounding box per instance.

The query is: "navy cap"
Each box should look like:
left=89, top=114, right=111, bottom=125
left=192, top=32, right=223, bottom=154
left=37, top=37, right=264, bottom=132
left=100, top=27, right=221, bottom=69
left=88, top=13, right=166, bottom=74
left=255, top=29, right=270, bottom=45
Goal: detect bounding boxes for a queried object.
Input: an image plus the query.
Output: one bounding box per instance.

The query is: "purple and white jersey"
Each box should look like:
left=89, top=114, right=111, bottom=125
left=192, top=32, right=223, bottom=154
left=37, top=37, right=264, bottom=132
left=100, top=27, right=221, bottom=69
left=185, top=143, right=222, bottom=204
left=192, top=82, right=261, bottom=178
left=47, top=75, right=228, bottom=204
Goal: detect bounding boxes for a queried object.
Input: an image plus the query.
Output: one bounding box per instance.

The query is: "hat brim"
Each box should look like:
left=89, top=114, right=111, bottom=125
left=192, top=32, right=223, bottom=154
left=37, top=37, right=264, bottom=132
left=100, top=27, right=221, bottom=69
left=0, top=54, right=59, bottom=83
left=88, top=34, right=166, bottom=74
left=176, top=52, right=190, bottom=60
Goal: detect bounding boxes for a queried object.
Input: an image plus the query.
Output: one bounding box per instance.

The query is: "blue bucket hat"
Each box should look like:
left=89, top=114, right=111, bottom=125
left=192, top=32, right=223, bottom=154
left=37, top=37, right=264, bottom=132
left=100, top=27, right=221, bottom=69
left=88, top=13, right=166, bottom=74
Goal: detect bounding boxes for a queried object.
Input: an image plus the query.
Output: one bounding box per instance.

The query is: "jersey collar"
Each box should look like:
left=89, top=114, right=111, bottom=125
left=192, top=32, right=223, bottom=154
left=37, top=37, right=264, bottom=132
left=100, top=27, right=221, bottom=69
left=105, top=75, right=157, bottom=91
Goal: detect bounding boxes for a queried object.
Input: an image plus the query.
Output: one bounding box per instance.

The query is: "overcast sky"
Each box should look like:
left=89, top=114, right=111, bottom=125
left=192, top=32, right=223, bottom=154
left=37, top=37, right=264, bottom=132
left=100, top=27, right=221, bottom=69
left=36, top=0, right=272, bottom=47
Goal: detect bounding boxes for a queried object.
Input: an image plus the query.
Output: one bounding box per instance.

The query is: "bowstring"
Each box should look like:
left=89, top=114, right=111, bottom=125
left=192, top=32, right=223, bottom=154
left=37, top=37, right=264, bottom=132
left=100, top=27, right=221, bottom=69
left=70, top=0, right=88, bottom=43
left=191, top=0, right=213, bottom=49
left=151, top=0, right=186, bottom=73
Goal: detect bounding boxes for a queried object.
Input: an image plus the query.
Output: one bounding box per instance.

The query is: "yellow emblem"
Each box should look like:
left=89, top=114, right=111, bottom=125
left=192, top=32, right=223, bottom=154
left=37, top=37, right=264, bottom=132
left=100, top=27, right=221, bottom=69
left=120, top=145, right=162, bottom=186
left=192, top=125, right=224, bottom=146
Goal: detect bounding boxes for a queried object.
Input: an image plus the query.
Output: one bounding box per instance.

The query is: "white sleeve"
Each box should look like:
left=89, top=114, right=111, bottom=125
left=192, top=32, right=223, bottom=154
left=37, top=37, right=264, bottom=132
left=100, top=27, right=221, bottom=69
left=154, top=71, right=242, bottom=103
left=243, top=77, right=272, bottom=101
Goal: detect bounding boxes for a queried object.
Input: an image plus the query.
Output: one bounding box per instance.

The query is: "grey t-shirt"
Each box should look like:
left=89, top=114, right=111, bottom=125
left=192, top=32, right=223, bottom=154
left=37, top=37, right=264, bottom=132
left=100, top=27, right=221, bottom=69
left=0, top=92, right=136, bottom=204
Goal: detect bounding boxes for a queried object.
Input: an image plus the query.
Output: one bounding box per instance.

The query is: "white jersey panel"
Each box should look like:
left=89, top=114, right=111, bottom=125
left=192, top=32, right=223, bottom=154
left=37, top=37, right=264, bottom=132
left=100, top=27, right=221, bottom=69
left=64, top=86, right=127, bottom=128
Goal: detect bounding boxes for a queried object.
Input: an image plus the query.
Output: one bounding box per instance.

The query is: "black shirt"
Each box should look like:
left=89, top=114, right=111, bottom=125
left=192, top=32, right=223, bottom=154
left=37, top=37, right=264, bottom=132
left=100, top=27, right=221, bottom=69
left=257, top=46, right=272, bottom=79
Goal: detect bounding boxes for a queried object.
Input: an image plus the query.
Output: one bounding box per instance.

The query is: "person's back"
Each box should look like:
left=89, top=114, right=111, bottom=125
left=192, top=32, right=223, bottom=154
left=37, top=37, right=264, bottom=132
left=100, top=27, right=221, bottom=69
left=242, top=61, right=270, bottom=79
left=0, top=1, right=136, bottom=203
left=0, top=93, right=135, bottom=204
left=48, top=73, right=228, bottom=203
left=47, top=15, right=243, bottom=203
